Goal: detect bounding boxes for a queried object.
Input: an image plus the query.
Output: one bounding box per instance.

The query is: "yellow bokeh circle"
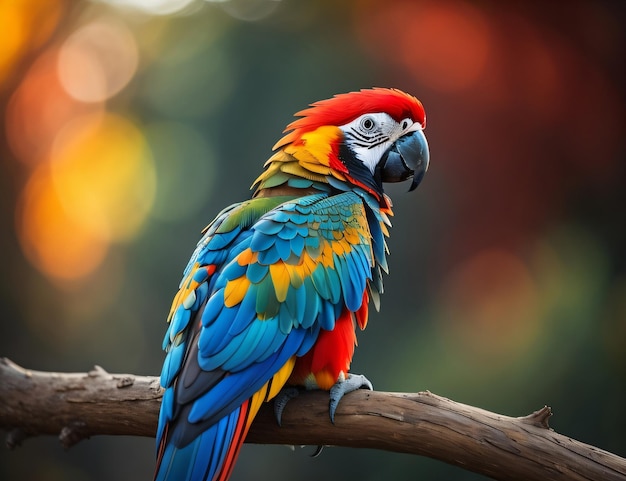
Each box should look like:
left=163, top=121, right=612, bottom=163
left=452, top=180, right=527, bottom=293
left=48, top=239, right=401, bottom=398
left=49, top=112, right=156, bottom=243
left=18, top=112, right=155, bottom=282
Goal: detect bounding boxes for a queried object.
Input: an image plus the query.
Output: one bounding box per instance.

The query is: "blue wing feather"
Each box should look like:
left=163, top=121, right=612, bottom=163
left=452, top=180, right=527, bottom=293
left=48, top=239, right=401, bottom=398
left=289, top=234, right=305, bottom=257
left=189, top=327, right=307, bottom=424
left=169, top=307, right=192, bottom=342
left=256, top=242, right=281, bottom=265
left=227, top=287, right=258, bottom=336
left=161, top=342, right=187, bottom=388
left=157, top=191, right=384, bottom=481
left=249, top=232, right=275, bottom=252
left=255, top=219, right=284, bottom=235
left=273, top=237, right=292, bottom=261
left=246, top=262, right=268, bottom=283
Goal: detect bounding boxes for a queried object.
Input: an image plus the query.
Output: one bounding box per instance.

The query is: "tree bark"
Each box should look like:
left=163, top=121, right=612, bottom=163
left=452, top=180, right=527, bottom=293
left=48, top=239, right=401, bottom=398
left=0, top=358, right=624, bottom=481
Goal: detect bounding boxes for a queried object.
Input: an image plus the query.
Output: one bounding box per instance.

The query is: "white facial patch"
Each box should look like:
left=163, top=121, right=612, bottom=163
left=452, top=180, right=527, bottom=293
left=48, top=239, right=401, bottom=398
left=339, top=113, right=417, bottom=174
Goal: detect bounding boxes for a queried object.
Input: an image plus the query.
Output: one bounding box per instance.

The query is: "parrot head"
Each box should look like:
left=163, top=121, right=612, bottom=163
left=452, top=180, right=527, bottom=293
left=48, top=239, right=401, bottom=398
left=254, top=88, right=429, bottom=201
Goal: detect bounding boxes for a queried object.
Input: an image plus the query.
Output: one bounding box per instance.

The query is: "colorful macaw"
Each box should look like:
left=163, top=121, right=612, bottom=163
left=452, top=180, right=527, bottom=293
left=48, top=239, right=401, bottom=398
left=155, top=88, right=429, bottom=481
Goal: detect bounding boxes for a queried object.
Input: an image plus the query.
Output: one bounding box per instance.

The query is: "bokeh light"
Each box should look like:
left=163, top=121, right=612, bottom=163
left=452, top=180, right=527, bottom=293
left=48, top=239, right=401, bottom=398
left=57, top=18, right=139, bottom=103
left=17, top=162, right=110, bottom=282
left=49, top=112, right=156, bottom=243
left=6, top=50, right=101, bottom=165
left=16, top=112, right=155, bottom=284
left=437, top=248, right=539, bottom=362
left=94, top=0, right=198, bottom=16
left=0, top=0, right=64, bottom=86
left=355, top=0, right=491, bottom=92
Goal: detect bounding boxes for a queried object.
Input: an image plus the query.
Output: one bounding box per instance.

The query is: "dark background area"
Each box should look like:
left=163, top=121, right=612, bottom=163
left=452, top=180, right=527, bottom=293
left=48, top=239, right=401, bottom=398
left=1, top=1, right=624, bottom=479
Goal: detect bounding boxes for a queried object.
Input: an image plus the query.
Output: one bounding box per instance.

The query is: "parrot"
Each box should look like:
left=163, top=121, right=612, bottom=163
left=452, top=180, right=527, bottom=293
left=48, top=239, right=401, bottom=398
left=154, top=87, right=429, bottom=481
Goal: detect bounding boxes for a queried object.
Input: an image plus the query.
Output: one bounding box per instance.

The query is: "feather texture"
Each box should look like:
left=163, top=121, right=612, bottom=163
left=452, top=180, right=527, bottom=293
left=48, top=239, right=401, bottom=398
left=156, top=88, right=427, bottom=481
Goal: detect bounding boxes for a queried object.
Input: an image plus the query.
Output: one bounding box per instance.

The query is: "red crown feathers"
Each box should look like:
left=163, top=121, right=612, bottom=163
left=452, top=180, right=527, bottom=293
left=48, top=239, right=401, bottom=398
left=274, top=88, right=425, bottom=150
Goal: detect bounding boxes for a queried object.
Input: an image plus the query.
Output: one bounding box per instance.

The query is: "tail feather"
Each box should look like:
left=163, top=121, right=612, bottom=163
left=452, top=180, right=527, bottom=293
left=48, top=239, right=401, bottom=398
left=215, top=399, right=249, bottom=481
left=154, top=401, right=249, bottom=481
left=155, top=359, right=297, bottom=481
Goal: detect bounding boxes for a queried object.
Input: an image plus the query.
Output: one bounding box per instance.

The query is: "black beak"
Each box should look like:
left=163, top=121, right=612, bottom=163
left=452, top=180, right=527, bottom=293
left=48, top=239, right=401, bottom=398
left=379, top=129, right=429, bottom=191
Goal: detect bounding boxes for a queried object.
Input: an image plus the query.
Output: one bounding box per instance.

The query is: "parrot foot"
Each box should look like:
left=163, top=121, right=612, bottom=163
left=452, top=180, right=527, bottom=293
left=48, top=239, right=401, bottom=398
left=329, top=373, right=373, bottom=424
left=273, top=386, right=301, bottom=427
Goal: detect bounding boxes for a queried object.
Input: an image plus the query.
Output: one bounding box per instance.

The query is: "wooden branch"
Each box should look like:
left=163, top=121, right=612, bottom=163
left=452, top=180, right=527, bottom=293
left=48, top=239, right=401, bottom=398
left=1, top=358, right=624, bottom=481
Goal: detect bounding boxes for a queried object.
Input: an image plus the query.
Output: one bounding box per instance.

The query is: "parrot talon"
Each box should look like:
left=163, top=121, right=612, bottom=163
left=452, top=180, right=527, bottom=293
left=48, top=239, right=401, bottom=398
left=311, top=445, right=325, bottom=458
left=329, top=373, right=373, bottom=424
left=273, top=386, right=301, bottom=427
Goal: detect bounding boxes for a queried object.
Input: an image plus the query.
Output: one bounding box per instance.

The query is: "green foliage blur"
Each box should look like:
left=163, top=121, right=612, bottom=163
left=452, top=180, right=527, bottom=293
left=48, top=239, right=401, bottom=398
left=0, top=1, right=624, bottom=479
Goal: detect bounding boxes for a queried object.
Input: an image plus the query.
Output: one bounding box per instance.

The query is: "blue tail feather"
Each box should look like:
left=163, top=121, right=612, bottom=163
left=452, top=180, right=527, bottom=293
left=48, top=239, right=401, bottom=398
left=155, top=406, right=242, bottom=481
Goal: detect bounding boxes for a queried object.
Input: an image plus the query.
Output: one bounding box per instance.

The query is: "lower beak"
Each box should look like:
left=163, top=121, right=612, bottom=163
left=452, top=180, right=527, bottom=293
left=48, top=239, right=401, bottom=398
left=380, top=129, right=429, bottom=191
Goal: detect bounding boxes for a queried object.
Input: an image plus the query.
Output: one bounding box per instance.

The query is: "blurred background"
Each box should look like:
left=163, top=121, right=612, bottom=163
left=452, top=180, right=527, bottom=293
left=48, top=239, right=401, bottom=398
left=0, top=0, right=624, bottom=479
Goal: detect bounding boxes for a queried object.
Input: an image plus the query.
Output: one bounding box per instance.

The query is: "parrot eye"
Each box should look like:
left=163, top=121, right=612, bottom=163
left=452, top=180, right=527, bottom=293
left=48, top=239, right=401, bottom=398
left=359, top=116, right=376, bottom=132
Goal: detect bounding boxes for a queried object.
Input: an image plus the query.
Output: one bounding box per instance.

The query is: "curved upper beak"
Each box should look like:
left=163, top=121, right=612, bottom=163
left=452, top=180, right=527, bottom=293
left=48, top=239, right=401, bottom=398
left=379, top=128, right=429, bottom=191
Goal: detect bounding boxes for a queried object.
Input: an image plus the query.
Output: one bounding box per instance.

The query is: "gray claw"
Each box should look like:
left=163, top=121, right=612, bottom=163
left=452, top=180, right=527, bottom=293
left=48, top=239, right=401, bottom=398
left=273, top=386, right=300, bottom=427
left=328, top=373, right=373, bottom=424
left=311, top=445, right=324, bottom=457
